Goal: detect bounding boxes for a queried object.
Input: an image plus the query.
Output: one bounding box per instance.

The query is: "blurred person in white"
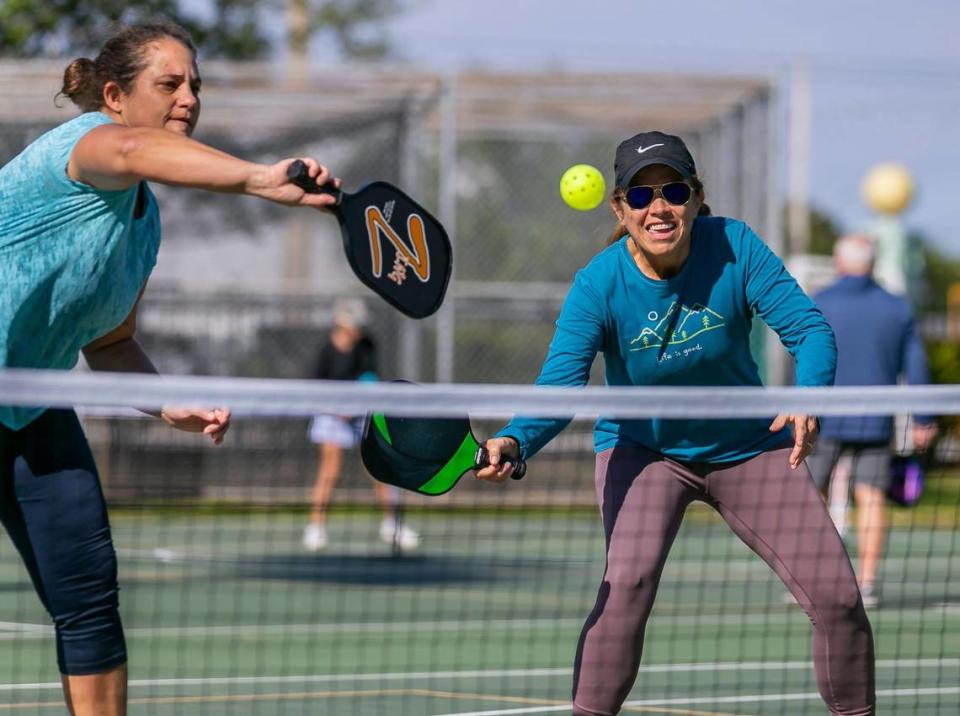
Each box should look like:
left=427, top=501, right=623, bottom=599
left=0, top=20, right=339, bottom=716
left=806, top=234, right=938, bottom=608
left=302, top=299, right=419, bottom=552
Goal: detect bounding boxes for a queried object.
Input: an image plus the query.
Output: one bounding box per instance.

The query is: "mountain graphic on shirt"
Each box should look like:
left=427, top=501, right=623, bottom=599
left=629, top=301, right=726, bottom=350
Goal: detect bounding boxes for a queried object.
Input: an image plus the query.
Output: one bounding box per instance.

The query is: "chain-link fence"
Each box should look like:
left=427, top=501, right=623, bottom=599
left=1, top=62, right=778, bottom=388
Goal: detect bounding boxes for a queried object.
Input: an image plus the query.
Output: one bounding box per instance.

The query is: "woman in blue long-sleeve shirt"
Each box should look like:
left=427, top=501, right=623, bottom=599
left=476, top=132, right=875, bottom=716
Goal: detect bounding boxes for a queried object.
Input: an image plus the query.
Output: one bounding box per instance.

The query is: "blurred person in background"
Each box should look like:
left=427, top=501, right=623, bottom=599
left=476, top=131, right=876, bottom=716
left=302, top=299, right=419, bottom=552
left=0, top=20, right=338, bottom=716
left=807, top=234, right=938, bottom=608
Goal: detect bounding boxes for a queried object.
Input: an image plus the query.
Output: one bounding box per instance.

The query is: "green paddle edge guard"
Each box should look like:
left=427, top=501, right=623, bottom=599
left=417, top=432, right=477, bottom=495
left=371, top=414, right=477, bottom=496
left=372, top=413, right=392, bottom=445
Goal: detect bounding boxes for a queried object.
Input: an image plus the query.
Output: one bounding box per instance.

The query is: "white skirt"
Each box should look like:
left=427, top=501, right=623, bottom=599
left=308, top=415, right=362, bottom=447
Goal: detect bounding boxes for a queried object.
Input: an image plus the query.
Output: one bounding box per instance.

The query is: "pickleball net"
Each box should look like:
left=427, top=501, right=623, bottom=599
left=1, top=369, right=958, bottom=716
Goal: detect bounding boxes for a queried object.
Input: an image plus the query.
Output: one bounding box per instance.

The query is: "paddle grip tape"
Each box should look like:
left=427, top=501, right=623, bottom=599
left=286, top=160, right=342, bottom=202
left=474, top=445, right=526, bottom=480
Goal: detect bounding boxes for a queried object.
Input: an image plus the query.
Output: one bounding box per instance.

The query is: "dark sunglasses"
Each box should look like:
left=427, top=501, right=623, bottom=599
left=624, top=181, right=693, bottom=210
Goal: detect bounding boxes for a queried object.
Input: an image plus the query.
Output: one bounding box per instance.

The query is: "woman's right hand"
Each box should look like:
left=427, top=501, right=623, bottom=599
left=248, top=158, right=341, bottom=210
left=159, top=407, right=231, bottom=445
left=474, top=437, right=521, bottom=483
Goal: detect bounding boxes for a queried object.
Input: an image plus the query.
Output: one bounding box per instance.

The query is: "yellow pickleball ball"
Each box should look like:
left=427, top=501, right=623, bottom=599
left=560, top=164, right=606, bottom=211
left=861, top=162, right=914, bottom=215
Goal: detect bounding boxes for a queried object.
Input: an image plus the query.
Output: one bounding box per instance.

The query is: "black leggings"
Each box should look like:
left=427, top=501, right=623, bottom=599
left=0, top=409, right=126, bottom=675
left=572, top=446, right=875, bottom=716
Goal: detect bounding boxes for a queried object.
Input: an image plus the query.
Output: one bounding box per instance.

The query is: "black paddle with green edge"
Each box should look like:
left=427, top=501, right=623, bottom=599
left=360, top=412, right=526, bottom=496
left=286, top=160, right=452, bottom=319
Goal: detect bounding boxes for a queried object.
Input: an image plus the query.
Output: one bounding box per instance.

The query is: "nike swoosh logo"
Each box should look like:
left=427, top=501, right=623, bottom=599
left=637, top=144, right=665, bottom=154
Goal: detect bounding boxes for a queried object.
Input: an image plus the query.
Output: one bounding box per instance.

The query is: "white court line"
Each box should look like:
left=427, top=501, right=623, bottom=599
left=0, top=622, right=50, bottom=633
left=433, top=707, right=571, bottom=715
left=0, top=614, right=850, bottom=641
left=0, top=668, right=570, bottom=692
left=0, top=659, right=956, bottom=693
left=0, top=616, right=772, bottom=641
left=2, top=600, right=959, bottom=641
left=114, top=549, right=960, bottom=570
left=432, top=687, right=960, bottom=716
left=0, top=618, right=586, bottom=641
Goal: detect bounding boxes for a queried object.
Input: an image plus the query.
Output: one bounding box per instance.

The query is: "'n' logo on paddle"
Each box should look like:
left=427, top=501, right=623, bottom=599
left=365, top=205, right=431, bottom=286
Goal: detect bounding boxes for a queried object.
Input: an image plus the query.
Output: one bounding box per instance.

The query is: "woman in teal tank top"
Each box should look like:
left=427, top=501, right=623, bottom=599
left=0, top=21, right=340, bottom=716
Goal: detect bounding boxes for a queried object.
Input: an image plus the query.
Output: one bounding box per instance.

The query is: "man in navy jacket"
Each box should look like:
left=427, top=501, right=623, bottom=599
left=807, top=234, right=938, bottom=608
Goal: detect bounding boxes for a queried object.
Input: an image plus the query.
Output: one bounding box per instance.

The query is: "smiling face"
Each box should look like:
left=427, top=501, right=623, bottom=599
left=103, top=37, right=201, bottom=136
left=611, top=164, right=702, bottom=279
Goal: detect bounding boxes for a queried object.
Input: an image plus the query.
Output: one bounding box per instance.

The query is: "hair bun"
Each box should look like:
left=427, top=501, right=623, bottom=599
left=58, top=57, right=100, bottom=111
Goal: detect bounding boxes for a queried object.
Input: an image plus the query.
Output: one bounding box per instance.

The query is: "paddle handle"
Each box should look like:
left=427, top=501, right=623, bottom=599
left=474, top=444, right=526, bottom=480
left=287, top=160, right=342, bottom=205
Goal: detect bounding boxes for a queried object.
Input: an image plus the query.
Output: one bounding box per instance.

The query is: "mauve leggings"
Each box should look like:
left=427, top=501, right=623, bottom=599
left=571, top=446, right=875, bottom=716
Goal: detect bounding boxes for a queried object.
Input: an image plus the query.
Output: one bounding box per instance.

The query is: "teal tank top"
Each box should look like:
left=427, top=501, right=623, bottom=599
left=0, top=112, right=161, bottom=429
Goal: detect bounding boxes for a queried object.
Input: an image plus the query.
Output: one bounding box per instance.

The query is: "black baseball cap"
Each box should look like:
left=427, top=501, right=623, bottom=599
left=614, top=131, right=697, bottom=189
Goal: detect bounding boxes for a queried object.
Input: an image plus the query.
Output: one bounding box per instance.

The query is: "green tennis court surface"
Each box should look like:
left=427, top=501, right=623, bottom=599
left=2, top=507, right=957, bottom=715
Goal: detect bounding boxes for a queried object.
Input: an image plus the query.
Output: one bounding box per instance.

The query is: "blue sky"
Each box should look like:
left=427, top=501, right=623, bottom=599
left=357, top=0, right=958, bottom=256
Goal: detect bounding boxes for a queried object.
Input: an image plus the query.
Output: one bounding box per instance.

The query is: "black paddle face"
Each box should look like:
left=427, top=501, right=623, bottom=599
left=339, top=183, right=452, bottom=319
left=361, top=413, right=526, bottom=496
left=361, top=414, right=477, bottom=495
left=287, top=162, right=452, bottom=319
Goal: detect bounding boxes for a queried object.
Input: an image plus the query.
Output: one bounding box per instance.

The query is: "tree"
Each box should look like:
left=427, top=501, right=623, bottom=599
left=781, top=203, right=843, bottom=256
left=192, top=1, right=269, bottom=59
left=0, top=0, right=410, bottom=61
left=313, top=0, right=405, bottom=60
left=0, top=0, right=268, bottom=59
left=919, top=238, right=960, bottom=313
left=288, top=0, right=407, bottom=63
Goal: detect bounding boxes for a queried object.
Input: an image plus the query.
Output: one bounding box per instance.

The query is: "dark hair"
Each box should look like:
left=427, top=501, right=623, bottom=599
left=604, top=174, right=711, bottom=246
left=57, top=21, right=197, bottom=112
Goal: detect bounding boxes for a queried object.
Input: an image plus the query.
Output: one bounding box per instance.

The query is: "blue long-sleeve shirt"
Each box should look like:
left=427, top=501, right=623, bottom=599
left=496, top=216, right=837, bottom=463
left=814, top=274, right=932, bottom=443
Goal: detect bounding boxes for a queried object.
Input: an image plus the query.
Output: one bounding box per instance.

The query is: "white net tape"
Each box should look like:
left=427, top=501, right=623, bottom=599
left=2, top=368, right=958, bottom=418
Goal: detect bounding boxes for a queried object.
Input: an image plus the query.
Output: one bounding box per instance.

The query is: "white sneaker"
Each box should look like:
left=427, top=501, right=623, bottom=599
left=860, top=582, right=880, bottom=609
left=781, top=590, right=799, bottom=605
left=302, top=523, right=328, bottom=552
left=380, top=519, right=420, bottom=551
